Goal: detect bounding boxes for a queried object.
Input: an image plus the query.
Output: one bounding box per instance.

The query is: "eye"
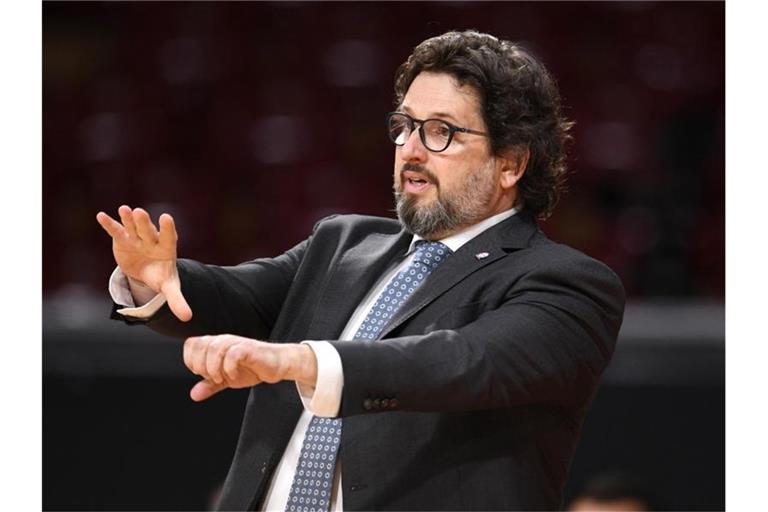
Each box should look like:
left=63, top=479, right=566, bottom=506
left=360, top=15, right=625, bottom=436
left=436, top=124, right=451, bottom=138
left=425, top=120, right=451, bottom=140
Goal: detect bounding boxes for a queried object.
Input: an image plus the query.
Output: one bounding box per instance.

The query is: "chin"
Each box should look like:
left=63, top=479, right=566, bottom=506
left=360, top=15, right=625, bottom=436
left=405, top=188, right=436, bottom=201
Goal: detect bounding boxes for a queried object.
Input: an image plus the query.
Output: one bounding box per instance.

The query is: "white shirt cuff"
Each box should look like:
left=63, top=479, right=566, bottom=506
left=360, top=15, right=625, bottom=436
left=109, top=267, right=168, bottom=318
left=296, top=341, right=344, bottom=418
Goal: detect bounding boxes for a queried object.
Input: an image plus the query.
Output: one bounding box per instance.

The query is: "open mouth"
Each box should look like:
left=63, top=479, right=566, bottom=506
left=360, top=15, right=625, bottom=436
left=404, top=177, right=432, bottom=193
left=402, top=171, right=435, bottom=194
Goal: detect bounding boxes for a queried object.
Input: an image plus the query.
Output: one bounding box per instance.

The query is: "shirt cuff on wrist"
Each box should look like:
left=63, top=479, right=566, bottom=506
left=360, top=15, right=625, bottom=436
left=109, top=267, right=168, bottom=318
left=297, top=341, right=344, bottom=418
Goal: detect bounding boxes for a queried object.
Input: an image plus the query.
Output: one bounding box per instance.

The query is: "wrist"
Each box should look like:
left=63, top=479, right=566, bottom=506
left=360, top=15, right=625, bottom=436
left=127, top=275, right=149, bottom=288
left=126, top=276, right=159, bottom=307
left=290, top=344, right=318, bottom=388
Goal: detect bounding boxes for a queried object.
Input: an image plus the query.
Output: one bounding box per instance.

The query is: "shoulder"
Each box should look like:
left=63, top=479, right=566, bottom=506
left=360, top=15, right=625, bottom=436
left=487, top=212, right=624, bottom=303
left=512, top=232, right=626, bottom=312
left=311, top=213, right=403, bottom=239
left=530, top=235, right=614, bottom=276
left=495, top=213, right=623, bottom=288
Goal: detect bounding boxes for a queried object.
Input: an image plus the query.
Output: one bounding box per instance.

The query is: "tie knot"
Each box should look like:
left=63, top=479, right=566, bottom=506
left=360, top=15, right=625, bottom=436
left=413, top=241, right=452, bottom=267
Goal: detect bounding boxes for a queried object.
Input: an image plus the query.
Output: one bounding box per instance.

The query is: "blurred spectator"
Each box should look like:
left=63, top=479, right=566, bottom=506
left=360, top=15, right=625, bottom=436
left=567, top=471, right=659, bottom=511
left=207, top=480, right=223, bottom=511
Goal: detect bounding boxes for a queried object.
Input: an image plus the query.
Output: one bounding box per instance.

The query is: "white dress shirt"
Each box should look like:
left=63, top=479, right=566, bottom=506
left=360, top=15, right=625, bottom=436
left=110, top=207, right=518, bottom=511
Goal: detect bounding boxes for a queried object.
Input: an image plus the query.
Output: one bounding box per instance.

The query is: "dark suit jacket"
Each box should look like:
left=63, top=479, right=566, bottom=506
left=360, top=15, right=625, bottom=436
left=114, top=212, right=625, bottom=511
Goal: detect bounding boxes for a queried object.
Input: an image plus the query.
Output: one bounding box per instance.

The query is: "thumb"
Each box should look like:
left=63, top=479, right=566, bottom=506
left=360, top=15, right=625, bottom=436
left=161, top=277, right=193, bottom=322
left=190, top=379, right=227, bottom=402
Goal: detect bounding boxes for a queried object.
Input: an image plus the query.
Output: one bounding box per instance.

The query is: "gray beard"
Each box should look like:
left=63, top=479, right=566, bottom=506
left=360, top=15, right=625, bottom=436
left=395, top=190, right=460, bottom=239
left=394, top=158, right=497, bottom=239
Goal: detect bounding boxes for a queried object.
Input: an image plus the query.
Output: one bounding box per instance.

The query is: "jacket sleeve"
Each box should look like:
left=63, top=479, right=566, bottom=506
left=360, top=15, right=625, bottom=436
left=110, top=237, right=309, bottom=340
left=330, top=252, right=626, bottom=415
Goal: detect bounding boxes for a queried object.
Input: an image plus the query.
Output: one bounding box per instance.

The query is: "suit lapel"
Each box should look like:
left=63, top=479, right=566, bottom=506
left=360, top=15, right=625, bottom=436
left=308, top=228, right=412, bottom=339
left=379, top=212, right=539, bottom=339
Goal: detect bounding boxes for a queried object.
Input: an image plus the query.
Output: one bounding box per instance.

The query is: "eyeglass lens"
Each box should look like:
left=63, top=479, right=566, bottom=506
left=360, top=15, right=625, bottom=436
left=388, top=114, right=452, bottom=152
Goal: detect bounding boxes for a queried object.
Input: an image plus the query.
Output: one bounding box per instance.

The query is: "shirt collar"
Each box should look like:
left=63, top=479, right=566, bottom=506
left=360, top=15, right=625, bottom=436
left=408, top=206, right=520, bottom=254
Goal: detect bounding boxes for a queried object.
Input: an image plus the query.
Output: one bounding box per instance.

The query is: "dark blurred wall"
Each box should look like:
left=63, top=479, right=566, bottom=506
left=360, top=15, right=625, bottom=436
left=43, top=1, right=724, bottom=299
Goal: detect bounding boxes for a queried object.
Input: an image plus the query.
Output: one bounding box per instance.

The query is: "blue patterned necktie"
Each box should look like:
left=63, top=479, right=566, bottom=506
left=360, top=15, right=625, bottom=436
left=285, top=241, right=452, bottom=512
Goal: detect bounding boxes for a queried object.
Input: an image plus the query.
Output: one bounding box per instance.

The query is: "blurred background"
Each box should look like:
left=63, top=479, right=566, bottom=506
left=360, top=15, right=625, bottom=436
left=43, top=2, right=724, bottom=510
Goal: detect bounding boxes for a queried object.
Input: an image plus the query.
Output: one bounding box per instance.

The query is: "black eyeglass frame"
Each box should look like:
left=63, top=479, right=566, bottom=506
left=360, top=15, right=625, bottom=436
left=386, top=111, right=488, bottom=153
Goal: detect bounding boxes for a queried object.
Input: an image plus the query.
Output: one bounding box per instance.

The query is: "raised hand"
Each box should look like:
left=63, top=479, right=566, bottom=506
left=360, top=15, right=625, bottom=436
left=96, top=205, right=192, bottom=322
left=183, top=335, right=318, bottom=401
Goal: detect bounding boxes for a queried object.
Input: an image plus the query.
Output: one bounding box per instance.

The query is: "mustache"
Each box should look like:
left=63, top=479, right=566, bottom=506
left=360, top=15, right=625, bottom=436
left=400, top=163, right=440, bottom=186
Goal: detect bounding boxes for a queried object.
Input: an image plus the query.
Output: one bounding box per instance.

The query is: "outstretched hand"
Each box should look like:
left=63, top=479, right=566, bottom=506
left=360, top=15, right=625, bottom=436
left=183, top=335, right=318, bottom=401
left=96, top=205, right=192, bottom=322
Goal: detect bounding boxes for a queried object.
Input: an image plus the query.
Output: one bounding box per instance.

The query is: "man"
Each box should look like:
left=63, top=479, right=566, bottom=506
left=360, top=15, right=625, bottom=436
left=97, top=30, right=625, bottom=511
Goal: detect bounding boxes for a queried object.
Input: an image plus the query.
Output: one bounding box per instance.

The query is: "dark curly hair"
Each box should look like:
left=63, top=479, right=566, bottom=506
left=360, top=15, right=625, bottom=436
left=394, top=30, right=573, bottom=219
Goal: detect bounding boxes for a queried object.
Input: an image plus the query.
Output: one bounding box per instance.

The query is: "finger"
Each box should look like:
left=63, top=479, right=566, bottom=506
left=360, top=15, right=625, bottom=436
left=96, top=211, right=128, bottom=240
left=223, top=343, right=246, bottom=383
left=205, top=336, right=228, bottom=385
left=188, top=336, right=210, bottom=377
left=162, top=278, right=193, bottom=322
left=190, top=379, right=227, bottom=402
left=118, top=205, right=139, bottom=238
left=133, top=208, right=159, bottom=244
left=158, top=213, right=178, bottom=250
left=183, top=336, right=198, bottom=373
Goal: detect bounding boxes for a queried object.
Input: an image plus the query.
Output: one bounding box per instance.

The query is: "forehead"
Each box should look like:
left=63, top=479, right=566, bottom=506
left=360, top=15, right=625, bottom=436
left=401, top=72, right=483, bottom=125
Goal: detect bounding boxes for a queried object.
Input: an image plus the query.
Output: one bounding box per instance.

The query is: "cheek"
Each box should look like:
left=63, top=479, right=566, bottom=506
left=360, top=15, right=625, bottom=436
left=433, top=162, right=463, bottom=191
left=440, top=166, right=480, bottom=196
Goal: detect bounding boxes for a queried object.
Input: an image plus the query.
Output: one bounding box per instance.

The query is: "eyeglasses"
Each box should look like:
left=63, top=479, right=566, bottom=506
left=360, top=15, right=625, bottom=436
left=386, top=112, right=488, bottom=153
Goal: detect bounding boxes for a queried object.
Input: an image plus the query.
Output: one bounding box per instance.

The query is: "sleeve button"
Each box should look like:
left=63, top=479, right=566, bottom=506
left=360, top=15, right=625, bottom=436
left=363, top=399, right=373, bottom=411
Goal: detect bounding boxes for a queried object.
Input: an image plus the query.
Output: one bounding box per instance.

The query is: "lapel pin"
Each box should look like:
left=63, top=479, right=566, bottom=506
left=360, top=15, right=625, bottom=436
left=475, top=252, right=490, bottom=260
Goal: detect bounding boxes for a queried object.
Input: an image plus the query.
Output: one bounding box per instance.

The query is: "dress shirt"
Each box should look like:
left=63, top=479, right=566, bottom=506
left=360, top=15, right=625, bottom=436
left=109, top=207, right=518, bottom=511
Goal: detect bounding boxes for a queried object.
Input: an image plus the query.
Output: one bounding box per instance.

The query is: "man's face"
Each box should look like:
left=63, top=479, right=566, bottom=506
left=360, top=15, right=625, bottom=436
left=393, top=71, right=504, bottom=240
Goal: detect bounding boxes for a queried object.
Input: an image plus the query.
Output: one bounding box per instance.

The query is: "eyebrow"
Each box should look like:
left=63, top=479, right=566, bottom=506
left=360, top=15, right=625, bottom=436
left=400, top=105, right=462, bottom=125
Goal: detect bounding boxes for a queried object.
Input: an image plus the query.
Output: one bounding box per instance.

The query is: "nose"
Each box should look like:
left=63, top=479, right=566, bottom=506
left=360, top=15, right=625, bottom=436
left=398, top=127, right=428, bottom=163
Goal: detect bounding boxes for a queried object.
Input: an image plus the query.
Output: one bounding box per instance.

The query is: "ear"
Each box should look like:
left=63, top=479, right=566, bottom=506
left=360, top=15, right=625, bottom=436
left=497, top=146, right=530, bottom=190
